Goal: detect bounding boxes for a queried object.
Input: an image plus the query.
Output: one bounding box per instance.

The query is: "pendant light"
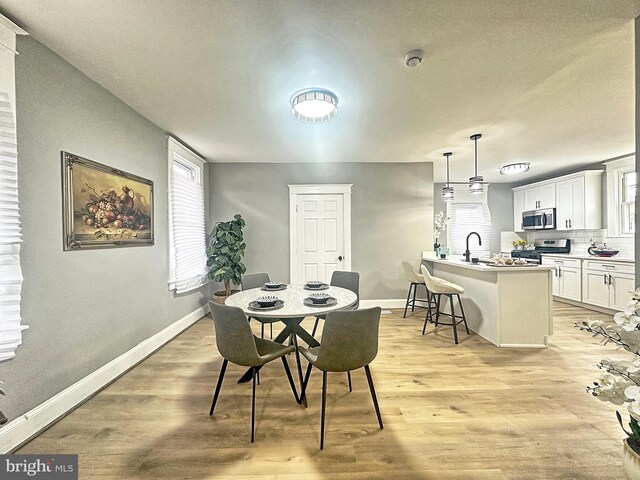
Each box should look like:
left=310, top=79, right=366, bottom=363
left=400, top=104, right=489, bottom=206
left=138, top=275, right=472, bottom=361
left=468, top=133, right=483, bottom=194
left=442, top=152, right=454, bottom=201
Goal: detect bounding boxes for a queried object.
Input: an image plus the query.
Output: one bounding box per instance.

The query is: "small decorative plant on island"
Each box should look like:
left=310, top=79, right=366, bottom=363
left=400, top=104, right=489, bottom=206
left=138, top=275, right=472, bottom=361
left=207, top=214, right=247, bottom=301
left=577, top=288, right=640, bottom=478
left=434, top=211, right=447, bottom=253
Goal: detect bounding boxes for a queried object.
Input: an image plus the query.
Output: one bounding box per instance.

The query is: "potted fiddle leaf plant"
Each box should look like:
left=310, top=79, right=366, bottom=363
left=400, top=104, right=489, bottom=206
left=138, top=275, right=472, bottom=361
left=207, top=214, right=247, bottom=303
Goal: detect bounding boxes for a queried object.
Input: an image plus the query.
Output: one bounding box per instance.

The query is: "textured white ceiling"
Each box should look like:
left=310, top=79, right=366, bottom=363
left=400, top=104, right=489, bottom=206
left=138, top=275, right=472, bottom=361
left=1, top=0, right=638, bottom=183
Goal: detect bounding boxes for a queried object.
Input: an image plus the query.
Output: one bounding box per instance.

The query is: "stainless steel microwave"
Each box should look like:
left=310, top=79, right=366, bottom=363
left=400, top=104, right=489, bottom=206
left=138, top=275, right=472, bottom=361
left=522, top=208, right=556, bottom=230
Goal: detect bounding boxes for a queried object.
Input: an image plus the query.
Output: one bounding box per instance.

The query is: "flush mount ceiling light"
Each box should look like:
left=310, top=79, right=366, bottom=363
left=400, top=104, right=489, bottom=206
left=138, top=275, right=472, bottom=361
left=468, top=133, right=484, bottom=194
left=291, top=89, right=338, bottom=123
left=442, top=152, right=454, bottom=201
left=404, top=49, right=424, bottom=67
left=500, top=162, right=531, bottom=175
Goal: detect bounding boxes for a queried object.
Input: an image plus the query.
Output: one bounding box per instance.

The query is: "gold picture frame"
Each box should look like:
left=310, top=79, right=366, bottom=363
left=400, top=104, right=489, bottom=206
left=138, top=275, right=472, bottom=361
left=62, top=152, right=154, bottom=250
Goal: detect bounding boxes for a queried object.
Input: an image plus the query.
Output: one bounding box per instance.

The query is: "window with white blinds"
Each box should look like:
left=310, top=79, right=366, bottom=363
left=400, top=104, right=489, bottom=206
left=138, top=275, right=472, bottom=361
left=449, top=202, right=492, bottom=256
left=0, top=91, right=27, bottom=362
left=168, top=138, right=208, bottom=294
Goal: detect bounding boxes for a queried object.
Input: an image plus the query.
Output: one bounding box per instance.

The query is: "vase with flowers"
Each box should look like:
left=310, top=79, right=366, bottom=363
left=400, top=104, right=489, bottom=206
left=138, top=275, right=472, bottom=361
left=434, top=211, right=447, bottom=255
left=512, top=239, right=527, bottom=251
left=577, top=289, right=640, bottom=479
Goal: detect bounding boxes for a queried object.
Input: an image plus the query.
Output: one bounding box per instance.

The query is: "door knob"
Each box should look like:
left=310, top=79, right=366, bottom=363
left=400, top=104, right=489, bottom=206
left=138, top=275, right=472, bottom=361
left=338, top=256, right=343, bottom=261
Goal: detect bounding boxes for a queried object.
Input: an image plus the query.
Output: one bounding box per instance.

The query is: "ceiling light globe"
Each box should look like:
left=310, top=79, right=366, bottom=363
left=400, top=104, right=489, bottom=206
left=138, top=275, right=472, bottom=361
left=291, top=89, right=338, bottom=123
left=499, top=162, right=531, bottom=175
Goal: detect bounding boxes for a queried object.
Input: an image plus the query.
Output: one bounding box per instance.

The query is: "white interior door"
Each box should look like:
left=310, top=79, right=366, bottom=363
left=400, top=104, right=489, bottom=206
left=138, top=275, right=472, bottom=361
left=296, top=194, right=345, bottom=284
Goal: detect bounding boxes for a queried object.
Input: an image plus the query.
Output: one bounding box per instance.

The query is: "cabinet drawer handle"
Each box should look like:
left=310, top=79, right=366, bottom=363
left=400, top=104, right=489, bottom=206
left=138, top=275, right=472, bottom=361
left=554, top=260, right=563, bottom=264
left=602, top=265, right=615, bottom=269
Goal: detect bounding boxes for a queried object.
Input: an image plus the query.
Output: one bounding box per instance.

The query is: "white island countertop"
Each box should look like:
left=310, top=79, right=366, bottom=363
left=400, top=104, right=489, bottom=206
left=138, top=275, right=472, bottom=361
left=422, top=254, right=554, bottom=348
left=422, top=253, right=556, bottom=272
left=541, top=253, right=635, bottom=263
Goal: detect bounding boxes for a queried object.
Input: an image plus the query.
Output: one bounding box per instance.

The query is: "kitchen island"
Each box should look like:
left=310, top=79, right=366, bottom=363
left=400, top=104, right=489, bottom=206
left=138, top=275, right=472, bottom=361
left=422, top=254, right=556, bottom=348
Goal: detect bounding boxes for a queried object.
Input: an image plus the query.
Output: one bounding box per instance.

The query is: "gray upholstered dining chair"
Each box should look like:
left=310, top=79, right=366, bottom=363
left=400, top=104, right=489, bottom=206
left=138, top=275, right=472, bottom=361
left=311, top=270, right=360, bottom=336
left=299, top=307, right=383, bottom=449
left=310, top=270, right=360, bottom=391
left=241, top=272, right=280, bottom=339
left=208, top=301, right=299, bottom=443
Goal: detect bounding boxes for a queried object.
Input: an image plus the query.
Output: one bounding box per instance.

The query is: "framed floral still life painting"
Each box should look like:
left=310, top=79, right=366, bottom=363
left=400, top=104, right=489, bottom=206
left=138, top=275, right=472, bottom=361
left=62, top=152, right=154, bottom=250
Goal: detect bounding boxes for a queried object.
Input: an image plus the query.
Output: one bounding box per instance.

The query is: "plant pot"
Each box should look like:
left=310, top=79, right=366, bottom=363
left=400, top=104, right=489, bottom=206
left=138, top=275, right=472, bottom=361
left=516, top=245, right=524, bottom=251
left=623, top=439, right=640, bottom=479
left=211, top=290, right=240, bottom=305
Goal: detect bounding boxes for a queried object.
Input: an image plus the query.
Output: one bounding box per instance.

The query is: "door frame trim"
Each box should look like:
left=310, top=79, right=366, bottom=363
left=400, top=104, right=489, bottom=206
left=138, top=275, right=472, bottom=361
left=288, top=184, right=352, bottom=284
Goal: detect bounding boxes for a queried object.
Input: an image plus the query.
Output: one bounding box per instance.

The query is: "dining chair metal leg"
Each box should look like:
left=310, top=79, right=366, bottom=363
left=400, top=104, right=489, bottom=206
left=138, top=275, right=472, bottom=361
left=290, top=333, right=308, bottom=407
left=457, top=294, right=470, bottom=334
left=251, top=366, right=256, bottom=443
left=301, top=362, right=313, bottom=401
left=261, top=323, right=265, bottom=339
left=449, top=294, right=459, bottom=344
left=320, top=370, right=328, bottom=450
left=210, top=359, right=228, bottom=416
left=311, top=317, right=320, bottom=337
left=434, top=294, right=441, bottom=326
left=364, top=365, right=384, bottom=429
left=270, top=323, right=273, bottom=339
left=281, top=356, right=299, bottom=403
left=347, top=370, right=352, bottom=392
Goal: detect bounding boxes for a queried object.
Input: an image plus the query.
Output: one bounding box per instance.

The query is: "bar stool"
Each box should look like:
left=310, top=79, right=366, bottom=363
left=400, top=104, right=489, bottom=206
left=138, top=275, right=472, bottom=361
left=420, top=265, right=470, bottom=344
left=401, top=261, right=430, bottom=318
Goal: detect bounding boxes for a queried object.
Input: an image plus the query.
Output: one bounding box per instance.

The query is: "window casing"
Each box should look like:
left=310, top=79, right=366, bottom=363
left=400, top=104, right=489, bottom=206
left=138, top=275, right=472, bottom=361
left=168, top=138, right=208, bottom=294
left=620, top=170, right=636, bottom=235
left=605, top=156, right=636, bottom=237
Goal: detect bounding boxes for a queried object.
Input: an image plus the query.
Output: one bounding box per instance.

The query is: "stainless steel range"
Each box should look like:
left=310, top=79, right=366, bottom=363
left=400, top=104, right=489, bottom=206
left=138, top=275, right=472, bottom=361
left=510, top=239, right=571, bottom=264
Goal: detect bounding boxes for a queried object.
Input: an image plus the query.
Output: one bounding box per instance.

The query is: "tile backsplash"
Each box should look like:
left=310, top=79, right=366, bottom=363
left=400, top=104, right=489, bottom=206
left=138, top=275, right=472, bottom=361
left=522, top=229, right=635, bottom=258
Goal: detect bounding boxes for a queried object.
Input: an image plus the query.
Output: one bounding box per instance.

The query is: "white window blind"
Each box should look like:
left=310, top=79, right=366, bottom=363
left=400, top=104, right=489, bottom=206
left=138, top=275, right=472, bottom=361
left=0, top=91, right=27, bottom=362
left=449, top=202, right=492, bottom=256
left=168, top=138, right=208, bottom=293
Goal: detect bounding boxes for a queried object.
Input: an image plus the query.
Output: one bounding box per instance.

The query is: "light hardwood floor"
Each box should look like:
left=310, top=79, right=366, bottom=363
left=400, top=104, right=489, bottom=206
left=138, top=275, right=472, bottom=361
left=18, top=302, right=629, bottom=479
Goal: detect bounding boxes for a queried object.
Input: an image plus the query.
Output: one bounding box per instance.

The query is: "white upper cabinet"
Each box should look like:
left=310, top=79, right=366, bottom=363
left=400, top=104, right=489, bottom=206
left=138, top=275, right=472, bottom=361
left=523, top=184, right=555, bottom=211
left=555, top=172, right=601, bottom=230
left=513, top=170, right=602, bottom=231
left=513, top=189, right=525, bottom=232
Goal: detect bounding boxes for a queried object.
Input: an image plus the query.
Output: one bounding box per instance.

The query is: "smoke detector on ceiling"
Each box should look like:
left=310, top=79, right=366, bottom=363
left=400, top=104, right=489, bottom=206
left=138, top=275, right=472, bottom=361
left=404, top=49, right=424, bottom=67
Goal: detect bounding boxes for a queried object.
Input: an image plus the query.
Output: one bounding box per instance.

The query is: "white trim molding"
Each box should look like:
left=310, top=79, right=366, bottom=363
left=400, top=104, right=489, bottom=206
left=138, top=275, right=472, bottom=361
left=359, top=299, right=407, bottom=309
left=0, top=304, right=210, bottom=453
left=0, top=14, right=28, bottom=36
left=288, top=184, right=352, bottom=284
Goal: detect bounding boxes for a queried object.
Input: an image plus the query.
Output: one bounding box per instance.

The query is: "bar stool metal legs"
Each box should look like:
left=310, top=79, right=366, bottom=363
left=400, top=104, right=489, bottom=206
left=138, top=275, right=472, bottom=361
left=403, top=282, right=429, bottom=318
left=422, top=293, right=470, bottom=344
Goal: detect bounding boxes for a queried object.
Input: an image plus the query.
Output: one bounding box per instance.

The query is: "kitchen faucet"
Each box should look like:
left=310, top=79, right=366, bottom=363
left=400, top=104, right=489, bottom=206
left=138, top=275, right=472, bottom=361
left=464, top=232, right=482, bottom=262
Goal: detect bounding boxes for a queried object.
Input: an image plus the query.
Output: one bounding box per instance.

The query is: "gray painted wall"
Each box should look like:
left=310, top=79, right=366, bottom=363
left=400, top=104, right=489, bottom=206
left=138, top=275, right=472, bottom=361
left=0, top=37, right=209, bottom=421
left=208, top=162, right=433, bottom=300
left=433, top=183, right=514, bottom=254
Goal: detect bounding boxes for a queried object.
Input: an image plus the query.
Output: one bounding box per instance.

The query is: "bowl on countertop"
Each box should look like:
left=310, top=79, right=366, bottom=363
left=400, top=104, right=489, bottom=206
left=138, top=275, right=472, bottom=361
left=588, top=243, right=620, bottom=257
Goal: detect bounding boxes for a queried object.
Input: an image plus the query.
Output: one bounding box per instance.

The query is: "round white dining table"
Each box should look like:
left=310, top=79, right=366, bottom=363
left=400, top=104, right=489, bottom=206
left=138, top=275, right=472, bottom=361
left=224, top=284, right=357, bottom=405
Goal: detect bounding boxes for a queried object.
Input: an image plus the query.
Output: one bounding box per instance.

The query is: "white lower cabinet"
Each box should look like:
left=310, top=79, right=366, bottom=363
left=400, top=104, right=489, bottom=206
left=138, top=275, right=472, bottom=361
left=582, top=260, right=635, bottom=311
left=542, top=257, right=581, bottom=301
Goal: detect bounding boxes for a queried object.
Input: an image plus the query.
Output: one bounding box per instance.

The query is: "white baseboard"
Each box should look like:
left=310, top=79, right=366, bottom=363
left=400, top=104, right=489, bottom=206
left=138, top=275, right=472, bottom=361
left=553, top=297, right=619, bottom=315
left=0, top=303, right=210, bottom=453
left=359, top=299, right=407, bottom=309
